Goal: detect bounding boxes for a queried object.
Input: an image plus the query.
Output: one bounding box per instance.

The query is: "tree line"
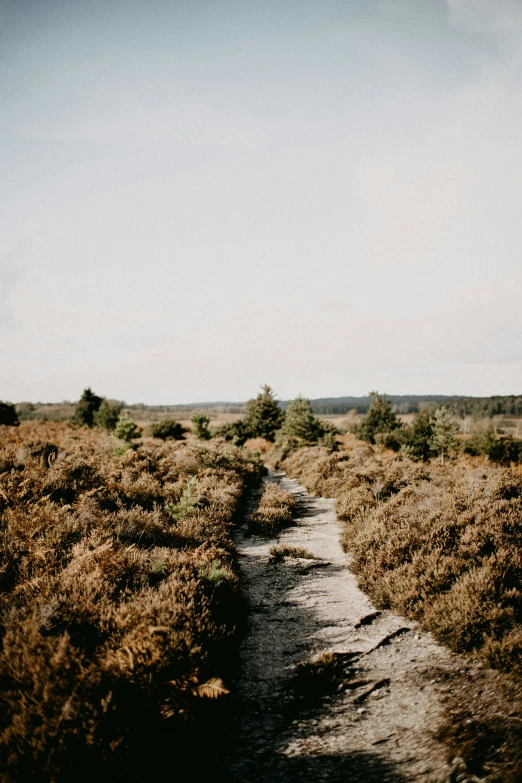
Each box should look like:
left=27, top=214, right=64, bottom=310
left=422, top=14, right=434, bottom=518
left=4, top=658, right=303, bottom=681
left=2, top=387, right=521, bottom=465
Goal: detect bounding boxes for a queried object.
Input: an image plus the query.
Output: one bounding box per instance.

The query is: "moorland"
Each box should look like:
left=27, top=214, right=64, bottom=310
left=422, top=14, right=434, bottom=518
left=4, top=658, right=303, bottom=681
left=1, top=386, right=522, bottom=780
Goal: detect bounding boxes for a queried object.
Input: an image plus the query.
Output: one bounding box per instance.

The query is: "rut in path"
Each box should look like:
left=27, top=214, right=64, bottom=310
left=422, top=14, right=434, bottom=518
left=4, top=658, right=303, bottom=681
left=221, top=471, right=477, bottom=783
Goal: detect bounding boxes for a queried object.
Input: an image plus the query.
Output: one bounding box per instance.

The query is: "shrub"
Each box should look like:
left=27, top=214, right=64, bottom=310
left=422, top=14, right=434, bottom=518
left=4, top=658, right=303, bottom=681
left=278, top=396, right=337, bottom=453
left=357, top=392, right=401, bottom=444
left=214, top=419, right=251, bottom=446
left=269, top=545, right=315, bottom=563
left=399, top=409, right=435, bottom=461
left=93, top=399, right=121, bottom=432
left=430, top=406, right=460, bottom=463
left=374, top=430, right=401, bottom=452
left=317, top=423, right=339, bottom=451
left=114, top=414, right=141, bottom=450
left=191, top=411, right=211, bottom=440
left=0, top=422, right=262, bottom=780
left=282, top=396, right=322, bottom=442
left=165, top=480, right=202, bottom=519
left=0, top=401, right=19, bottom=426
left=73, top=388, right=103, bottom=428
left=149, top=418, right=184, bottom=441
left=463, top=432, right=522, bottom=465
left=248, top=482, right=297, bottom=536
left=284, top=443, right=522, bottom=672
left=15, top=402, right=36, bottom=421
left=243, top=385, right=285, bottom=442
left=282, top=441, right=522, bottom=779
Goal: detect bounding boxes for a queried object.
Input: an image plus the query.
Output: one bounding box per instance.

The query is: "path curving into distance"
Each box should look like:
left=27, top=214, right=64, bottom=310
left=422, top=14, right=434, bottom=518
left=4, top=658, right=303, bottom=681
left=221, top=470, right=476, bottom=783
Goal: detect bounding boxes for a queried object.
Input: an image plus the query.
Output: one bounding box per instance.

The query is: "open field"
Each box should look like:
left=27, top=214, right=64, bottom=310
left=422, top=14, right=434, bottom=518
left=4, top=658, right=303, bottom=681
left=14, top=400, right=522, bottom=440
left=15, top=402, right=246, bottom=431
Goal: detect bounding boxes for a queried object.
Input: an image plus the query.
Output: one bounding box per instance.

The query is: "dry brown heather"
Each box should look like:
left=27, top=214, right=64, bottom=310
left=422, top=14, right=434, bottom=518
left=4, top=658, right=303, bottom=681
left=0, top=422, right=262, bottom=782
left=281, top=443, right=522, bottom=778
left=282, top=444, right=522, bottom=667
left=247, top=482, right=297, bottom=536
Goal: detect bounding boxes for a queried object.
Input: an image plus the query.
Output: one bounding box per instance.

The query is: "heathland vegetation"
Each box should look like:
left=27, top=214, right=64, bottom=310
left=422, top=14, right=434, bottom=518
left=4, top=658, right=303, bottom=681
left=0, top=417, right=261, bottom=781
left=273, top=395, right=522, bottom=780
left=2, top=384, right=522, bottom=779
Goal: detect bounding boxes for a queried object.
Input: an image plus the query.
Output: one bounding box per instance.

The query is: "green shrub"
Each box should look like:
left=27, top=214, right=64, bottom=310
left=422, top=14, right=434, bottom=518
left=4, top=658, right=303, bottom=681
left=198, top=558, right=233, bottom=586
left=374, top=431, right=401, bottom=452
left=317, top=423, right=339, bottom=451
left=14, top=402, right=35, bottom=421
left=282, top=396, right=321, bottom=442
left=73, top=388, right=103, bottom=428
left=149, top=418, right=184, bottom=441
left=357, top=391, right=401, bottom=444
left=278, top=396, right=336, bottom=449
left=463, top=432, right=522, bottom=465
left=93, top=399, right=121, bottom=432
left=165, top=480, right=201, bottom=519
left=115, top=414, right=141, bottom=449
left=243, top=385, right=285, bottom=442
left=191, top=411, right=211, bottom=440
left=0, top=402, right=19, bottom=427
left=214, top=419, right=251, bottom=446
left=398, top=409, right=435, bottom=461
left=430, top=406, right=460, bottom=463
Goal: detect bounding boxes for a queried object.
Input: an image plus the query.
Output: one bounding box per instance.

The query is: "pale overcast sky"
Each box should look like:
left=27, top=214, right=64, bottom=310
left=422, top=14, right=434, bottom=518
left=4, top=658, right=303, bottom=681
left=2, top=0, right=522, bottom=403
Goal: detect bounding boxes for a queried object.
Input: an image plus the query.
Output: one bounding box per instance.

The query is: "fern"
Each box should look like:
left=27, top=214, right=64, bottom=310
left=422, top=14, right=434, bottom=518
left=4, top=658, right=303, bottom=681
left=194, top=677, right=229, bottom=699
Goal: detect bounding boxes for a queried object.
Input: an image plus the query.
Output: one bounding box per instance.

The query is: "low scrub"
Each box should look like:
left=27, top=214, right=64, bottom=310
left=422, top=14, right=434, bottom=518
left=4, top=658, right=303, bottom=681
left=283, top=446, right=522, bottom=668
left=248, top=482, right=297, bottom=536
left=0, top=422, right=261, bottom=781
left=149, top=418, right=185, bottom=441
left=282, top=443, right=522, bottom=778
left=269, top=545, right=315, bottom=563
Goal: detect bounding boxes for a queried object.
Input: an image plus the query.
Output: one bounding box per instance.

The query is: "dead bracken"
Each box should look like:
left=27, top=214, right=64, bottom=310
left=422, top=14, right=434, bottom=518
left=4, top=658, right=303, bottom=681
left=0, top=421, right=262, bottom=781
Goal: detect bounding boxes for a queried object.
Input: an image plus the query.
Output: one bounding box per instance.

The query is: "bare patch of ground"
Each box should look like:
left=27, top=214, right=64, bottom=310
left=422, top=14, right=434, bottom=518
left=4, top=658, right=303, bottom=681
left=221, top=471, right=486, bottom=783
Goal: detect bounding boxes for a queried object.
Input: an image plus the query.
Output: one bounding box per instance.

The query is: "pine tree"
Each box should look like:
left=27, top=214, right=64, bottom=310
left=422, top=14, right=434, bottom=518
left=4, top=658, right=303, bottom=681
left=94, top=399, right=121, bottom=431
left=243, top=385, right=285, bottom=442
left=400, top=409, right=435, bottom=461
left=357, top=392, right=400, bottom=444
left=431, top=407, right=460, bottom=464
left=115, top=413, right=141, bottom=445
left=282, top=396, right=322, bottom=443
left=74, top=388, right=103, bottom=427
left=191, top=411, right=211, bottom=440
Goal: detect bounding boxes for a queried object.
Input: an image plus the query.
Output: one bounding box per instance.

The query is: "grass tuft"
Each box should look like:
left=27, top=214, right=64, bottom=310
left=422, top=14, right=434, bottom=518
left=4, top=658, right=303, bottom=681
left=269, top=545, right=316, bottom=563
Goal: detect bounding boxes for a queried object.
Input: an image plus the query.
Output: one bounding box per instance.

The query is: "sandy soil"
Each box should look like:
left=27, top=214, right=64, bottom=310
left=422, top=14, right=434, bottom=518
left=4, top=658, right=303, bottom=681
left=221, top=470, right=483, bottom=783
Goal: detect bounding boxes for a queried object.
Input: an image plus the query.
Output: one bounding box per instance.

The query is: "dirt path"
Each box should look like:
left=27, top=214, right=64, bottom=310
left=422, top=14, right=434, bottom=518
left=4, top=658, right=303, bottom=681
left=222, top=470, right=475, bottom=783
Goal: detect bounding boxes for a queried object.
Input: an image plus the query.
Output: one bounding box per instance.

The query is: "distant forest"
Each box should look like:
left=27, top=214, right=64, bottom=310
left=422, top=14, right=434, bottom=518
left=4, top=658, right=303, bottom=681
left=13, top=394, right=522, bottom=421
left=304, top=395, right=522, bottom=417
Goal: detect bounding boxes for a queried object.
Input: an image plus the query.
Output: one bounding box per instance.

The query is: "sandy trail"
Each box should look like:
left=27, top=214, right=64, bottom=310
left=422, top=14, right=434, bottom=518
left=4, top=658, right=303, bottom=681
left=222, top=470, right=470, bottom=783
